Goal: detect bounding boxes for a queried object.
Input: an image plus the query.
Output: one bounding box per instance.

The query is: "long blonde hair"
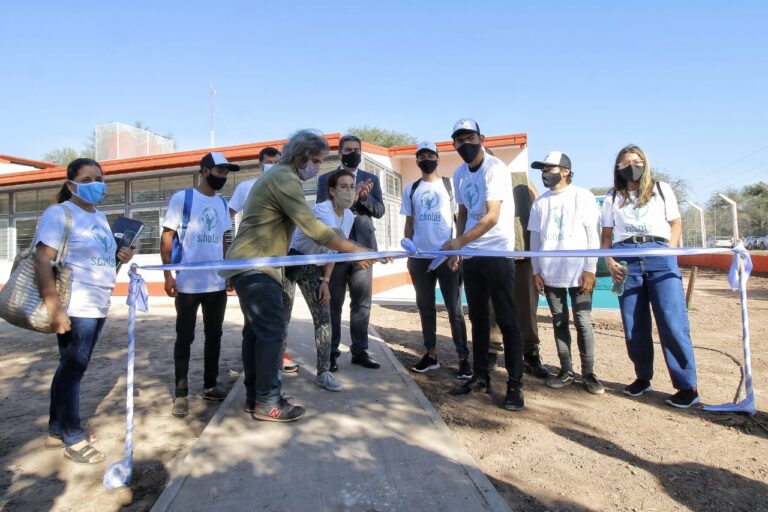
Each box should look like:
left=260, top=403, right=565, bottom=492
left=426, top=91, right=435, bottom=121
left=611, top=144, right=655, bottom=208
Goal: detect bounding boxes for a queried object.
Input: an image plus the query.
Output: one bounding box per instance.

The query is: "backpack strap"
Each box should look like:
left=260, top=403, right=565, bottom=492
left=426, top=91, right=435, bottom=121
left=655, top=181, right=667, bottom=220
left=178, top=188, right=194, bottom=245
left=408, top=178, right=423, bottom=213
left=442, top=176, right=454, bottom=204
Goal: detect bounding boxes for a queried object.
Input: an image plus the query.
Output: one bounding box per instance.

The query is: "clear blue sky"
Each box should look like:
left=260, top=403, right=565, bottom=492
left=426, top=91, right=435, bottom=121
left=2, top=0, right=766, bottom=202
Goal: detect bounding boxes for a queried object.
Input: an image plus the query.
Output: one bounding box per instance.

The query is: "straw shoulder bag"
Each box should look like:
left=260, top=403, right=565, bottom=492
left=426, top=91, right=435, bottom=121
left=0, top=205, right=74, bottom=333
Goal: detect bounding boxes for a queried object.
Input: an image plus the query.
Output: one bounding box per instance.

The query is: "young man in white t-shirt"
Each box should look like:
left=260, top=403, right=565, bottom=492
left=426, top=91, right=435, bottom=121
left=528, top=151, right=604, bottom=395
left=441, top=119, right=525, bottom=411
left=161, top=152, right=236, bottom=418
left=401, top=142, right=470, bottom=379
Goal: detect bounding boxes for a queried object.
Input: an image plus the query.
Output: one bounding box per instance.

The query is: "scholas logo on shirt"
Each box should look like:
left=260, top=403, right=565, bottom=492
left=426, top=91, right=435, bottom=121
left=197, top=207, right=220, bottom=243
left=622, top=203, right=649, bottom=233
left=418, top=190, right=443, bottom=222
left=544, top=208, right=566, bottom=242
left=90, top=225, right=116, bottom=267
left=464, top=183, right=480, bottom=209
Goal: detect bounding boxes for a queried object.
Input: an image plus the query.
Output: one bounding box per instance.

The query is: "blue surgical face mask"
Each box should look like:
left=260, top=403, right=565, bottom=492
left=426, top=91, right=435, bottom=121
left=69, top=180, right=107, bottom=205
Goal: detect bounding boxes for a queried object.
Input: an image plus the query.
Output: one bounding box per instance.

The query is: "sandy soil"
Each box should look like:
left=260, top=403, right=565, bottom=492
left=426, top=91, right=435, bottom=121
left=371, top=269, right=768, bottom=512
left=1, top=270, right=766, bottom=512
left=0, top=297, right=245, bottom=511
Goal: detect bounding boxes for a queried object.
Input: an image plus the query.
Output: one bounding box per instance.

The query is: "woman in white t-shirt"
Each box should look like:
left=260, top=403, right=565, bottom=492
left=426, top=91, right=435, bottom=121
left=282, top=169, right=356, bottom=392
left=34, top=158, right=134, bottom=464
left=600, top=145, right=699, bottom=409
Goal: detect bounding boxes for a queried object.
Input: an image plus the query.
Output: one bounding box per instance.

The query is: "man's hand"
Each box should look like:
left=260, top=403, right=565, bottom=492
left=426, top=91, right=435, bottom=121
left=440, top=238, right=464, bottom=252
left=356, top=179, right=374, bottom=202
left=447, top=255, right=463, bottom=272
left=318, top=281, right=331, bottom=305
left=164, top=274, right=178, bottom=297
left=580, top=271, right=596, bottom=293
left=533, top=273, right=545, bottom=295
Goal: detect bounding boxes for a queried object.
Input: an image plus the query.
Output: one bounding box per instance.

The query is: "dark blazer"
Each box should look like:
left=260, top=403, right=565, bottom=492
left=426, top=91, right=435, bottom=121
left=317, top=167, right=385, bottom=251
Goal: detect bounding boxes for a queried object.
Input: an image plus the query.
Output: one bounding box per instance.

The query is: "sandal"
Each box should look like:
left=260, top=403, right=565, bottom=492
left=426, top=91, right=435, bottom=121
left=45, top=432, right=96, bottom=450
left=63, top=443, right=106, bottom=465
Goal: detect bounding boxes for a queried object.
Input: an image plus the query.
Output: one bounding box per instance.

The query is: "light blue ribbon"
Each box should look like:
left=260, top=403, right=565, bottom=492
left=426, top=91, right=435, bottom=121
left=103, top=264, right=148, bottom=489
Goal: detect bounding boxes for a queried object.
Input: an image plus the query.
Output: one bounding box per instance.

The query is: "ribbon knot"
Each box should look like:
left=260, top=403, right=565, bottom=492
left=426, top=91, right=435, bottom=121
left=728, top=242, right=753, bottom=291
left=127, top=264, right=149, bottom=313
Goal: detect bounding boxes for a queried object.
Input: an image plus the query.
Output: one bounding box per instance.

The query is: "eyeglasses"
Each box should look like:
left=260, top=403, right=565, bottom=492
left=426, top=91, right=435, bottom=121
left=617, top=161, right=645, bottom=170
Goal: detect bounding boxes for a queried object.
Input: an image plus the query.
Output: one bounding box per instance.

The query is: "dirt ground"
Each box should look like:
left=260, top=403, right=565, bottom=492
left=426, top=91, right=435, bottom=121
left=371, top=269, right=768, bottom=512
left=0, top=269, right=766, bottom=512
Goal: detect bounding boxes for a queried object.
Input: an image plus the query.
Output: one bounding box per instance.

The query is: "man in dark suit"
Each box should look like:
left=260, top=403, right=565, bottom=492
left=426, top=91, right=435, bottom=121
left=316, top=134, right=385, bottom=370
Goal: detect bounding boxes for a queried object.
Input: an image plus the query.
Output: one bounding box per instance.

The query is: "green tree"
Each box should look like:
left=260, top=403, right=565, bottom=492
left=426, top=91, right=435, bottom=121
left=348, top=125, right=417, bottom=147
left=42, top=147, right=81, bottom=165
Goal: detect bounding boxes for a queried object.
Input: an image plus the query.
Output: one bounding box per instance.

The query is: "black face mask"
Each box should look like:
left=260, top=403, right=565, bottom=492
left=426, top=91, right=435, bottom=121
left=542, top=170, right=563, bottom=189
left=457, top=142, right=482, bottom=164
left=206, top=173, right=227, bottom=190
left=341, top=152, right=361, bottom=169
left=619, top=164, right=645, bottom=182
left=417, top=160, right=438, bottom=174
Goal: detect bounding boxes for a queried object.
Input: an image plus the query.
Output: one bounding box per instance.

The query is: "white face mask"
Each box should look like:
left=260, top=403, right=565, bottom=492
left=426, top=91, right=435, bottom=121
left=262, top=163, right=274, bottom=173
left=333, top=189, right=356, bottom=209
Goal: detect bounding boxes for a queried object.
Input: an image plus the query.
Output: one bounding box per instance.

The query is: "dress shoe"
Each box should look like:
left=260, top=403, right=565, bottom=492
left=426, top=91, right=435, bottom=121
left=351, top=352, right=380, bottom=369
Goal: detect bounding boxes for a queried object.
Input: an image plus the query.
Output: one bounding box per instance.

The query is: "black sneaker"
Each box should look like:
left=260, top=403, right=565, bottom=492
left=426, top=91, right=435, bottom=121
left=524, top=351, right=549, bottom=379
left=546, top=369, right=575, bottom=389
left=449, top=377, right=490, bottom=396
left=582, top=373, right=605, bottom=395
left=251, top=398, right=305, bottom=423
left=411, top=354, right=440, bottom=373
left=623, top=379, right=653, bottom=397
left=503, top=383, right=524, bottom=411
left=665, top=388, right=700, bottom=409
left=457, top=359, right=473, bottom=380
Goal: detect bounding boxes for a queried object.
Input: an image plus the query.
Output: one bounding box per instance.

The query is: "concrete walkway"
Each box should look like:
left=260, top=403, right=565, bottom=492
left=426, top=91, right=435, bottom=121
left=152, top=296, right=509, bottom=512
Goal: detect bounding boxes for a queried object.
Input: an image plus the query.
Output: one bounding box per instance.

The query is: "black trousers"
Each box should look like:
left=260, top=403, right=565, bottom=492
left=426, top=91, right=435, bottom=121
left=329, top=262, right=372, bottom=358
left=174, top=290, right=227, bottom=397
left=407, top=257, right=469, bottom=359
left=463, top=257, right=524, bottom=384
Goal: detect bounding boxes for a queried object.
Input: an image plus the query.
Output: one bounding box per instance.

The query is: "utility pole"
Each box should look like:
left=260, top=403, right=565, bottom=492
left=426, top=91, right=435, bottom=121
left=210, top=83, right=216, bottom=148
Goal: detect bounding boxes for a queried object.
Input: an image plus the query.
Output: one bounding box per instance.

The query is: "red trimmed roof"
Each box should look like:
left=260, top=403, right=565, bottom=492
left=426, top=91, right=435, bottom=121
left=0, top=131, right=527, bottom=187
left=0, top=154, right=57, bottom=169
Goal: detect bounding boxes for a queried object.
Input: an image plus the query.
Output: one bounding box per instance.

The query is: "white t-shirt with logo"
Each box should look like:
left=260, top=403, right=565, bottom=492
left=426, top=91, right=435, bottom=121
left=290, top=200, right=354, bottom=262
left=600, top=182, right=679, bottom=242
left=228, top=177, right=258, bottom=214
left=36, top=201, right=117, bottom=318
left=453, top=154, right=515, bottom=251
left=400, top=178, right=455, bottom=252
left=162, top=189, right=231, bottom=293
left=528, top=185, right=600, bottom=288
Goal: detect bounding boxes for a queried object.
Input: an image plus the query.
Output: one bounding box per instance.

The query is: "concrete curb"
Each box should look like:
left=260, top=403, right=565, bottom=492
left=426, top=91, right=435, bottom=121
left=368, top=325, right=512, bottom=512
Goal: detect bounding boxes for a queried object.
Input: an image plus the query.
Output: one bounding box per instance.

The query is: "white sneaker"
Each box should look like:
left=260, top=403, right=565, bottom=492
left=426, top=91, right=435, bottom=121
left=316, top=371, right=343, bottom=392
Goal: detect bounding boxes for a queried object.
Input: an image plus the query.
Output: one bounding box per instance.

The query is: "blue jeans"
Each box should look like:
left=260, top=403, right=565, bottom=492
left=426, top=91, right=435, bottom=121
left=233, top=271, right=285, bottom=405
left=615, top=241, right=698, bottom=390
left=49, top=316, right=106, bottom=446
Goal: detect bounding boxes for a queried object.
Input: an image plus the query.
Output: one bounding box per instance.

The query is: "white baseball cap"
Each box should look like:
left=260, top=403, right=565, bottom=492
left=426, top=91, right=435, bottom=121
left=416, top=141, right=438, bottom=155
left=451, top=118, right=481, bottom=138
left=531, top=151, right=572, bottom=171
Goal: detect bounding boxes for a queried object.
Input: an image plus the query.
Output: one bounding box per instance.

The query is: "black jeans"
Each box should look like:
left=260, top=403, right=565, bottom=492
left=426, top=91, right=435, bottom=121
left=463, top=257, right=524, bottom=385
left=407, top=257, right=469, bottom=360
left=233, top=272, right=285, bottom=405
left=173, top=290, right=227, bottom=397
left=329, top=262, right=372, bottom=358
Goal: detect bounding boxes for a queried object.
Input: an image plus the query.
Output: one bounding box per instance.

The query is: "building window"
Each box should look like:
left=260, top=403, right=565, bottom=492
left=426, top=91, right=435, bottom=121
left=130, top=174, right=194, bottom=204
left=15, top=218, right=38, bottom=253
left=129, top=209, right=163, bottom=254
left=0, top=194, right=9, bottom=215
left=14, top=188, right=59, bottom=213
left=103, top=181, right=125, bottom=207
left=0, top=220, right=9, bottom=260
